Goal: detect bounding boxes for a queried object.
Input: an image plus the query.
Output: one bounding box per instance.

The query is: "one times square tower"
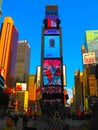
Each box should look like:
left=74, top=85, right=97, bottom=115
left=41, top=5, right=65, bottom=116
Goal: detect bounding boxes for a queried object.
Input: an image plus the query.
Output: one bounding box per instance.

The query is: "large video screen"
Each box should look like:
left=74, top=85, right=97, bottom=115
left=44, top=29, right=60, bottom=35
left=44, top=35, right=60, bottom=58
left=47, top=18, right=57, bottom=28
left=43, top=59, right=62, bottom=86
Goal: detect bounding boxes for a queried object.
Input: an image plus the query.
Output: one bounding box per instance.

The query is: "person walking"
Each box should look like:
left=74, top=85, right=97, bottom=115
left=0, top=116, right=16, bottom=130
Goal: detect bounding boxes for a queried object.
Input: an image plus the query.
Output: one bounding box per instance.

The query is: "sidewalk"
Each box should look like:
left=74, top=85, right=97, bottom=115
left=16, top=117, right=23, bottom=130
left=0, top=118, right=6, bottom=128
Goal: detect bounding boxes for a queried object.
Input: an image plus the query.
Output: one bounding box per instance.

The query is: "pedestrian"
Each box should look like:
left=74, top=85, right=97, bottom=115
left=22, top=114, right=28, bottom=128
left=0, top=116, right=16, bottom=130
left=13, top=114, right=19, bottom=127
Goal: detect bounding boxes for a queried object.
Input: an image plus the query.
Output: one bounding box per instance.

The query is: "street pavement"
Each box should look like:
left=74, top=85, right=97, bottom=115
left=0, top=118, right=6, bottom=129
left=16, top=117, right=23, bottom=130
left=0, top=116, right=88, bottom=130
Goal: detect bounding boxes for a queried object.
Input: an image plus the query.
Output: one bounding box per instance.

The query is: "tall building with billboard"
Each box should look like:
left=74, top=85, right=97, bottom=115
left=15, top=40, right=30, bottom=84
left=0, top=17, right=18, bottom=87
left=40, top=5, right=65, bottom=115
left=82, top=30, right=98, bottom=110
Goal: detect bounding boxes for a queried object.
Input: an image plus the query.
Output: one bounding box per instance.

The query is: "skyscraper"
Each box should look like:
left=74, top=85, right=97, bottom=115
left=0, top=17, right=18, bottom=87
left=15, top=40, right=30, bottom=84
left=40, top=5, right=64, bottom=115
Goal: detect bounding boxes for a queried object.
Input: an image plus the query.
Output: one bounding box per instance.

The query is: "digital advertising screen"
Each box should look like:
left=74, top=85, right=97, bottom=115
left=43, top=59, right=62, bottom=86
left=16, top=83, right=27, bottom=91
left=47, top=18, right=57, bottom=28
left=41, top=86, right=62, bottom=94
left=44, top=29, right=60, bottom=35
left=44, top=35, right=60, bottom=58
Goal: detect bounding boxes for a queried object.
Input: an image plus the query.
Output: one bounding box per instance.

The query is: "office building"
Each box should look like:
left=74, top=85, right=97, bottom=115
left=15, top=40, right=30, bottom=84
left=40, top=5, right=65, bottom=116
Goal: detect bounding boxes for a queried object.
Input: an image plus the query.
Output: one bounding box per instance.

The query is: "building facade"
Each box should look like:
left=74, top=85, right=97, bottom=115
left=0, top=17, right=18, bottom=87
left=15, top=90, right=28, bottom=112
left=15, top=40, right=30, bottom=84
left=40, top=5, right=65, bottom=116
left=74, top=70, right=84, bottom=113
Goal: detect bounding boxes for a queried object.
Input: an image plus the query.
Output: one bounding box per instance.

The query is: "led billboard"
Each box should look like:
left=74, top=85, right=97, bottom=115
left=16, top=83, right=27, bottom=91
left=43, top=59, right=62, bottom=86
left=47, top=18, right=57, bottom=28
left=83, top=52, right=96, bottom=65
left=44, top=29, right=60, bottom=35
left=63, top=65, right=66, bottom=86
left=41, top=86, right=62, bottom=94
left=36, top=66, right=42, bottom=100
left=44, top=35, right=60, bottom=58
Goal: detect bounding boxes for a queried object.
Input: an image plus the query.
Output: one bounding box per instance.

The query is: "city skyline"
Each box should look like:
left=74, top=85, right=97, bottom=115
left=1, top=0, right=98, bottom=100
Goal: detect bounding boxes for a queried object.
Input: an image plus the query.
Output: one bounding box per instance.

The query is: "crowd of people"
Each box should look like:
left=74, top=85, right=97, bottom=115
left=0, top=113, right=29, bottom=130
left=0, top=116, right=16, bottom=130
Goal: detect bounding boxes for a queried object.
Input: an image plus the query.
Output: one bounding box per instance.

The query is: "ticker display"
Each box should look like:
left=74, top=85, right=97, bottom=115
left=44, top=29, right=60, bottom=35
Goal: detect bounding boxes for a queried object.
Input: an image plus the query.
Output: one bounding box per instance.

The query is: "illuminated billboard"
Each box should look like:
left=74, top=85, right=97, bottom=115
left=44, top=35, right=60, bottom=58
left=36, top=66, right=42, bottom=100
left=86, top=30, right=98, bottom=43
left=44, top=29, right=60, bottom=35
left=63, top=65, right=66, bottom=86
left=85, top=30, right=98, bottom=52
left=83, top=52, right=96, bottom=64
left=24, top=91, right=28, bottom=112
left=47, top=18, right=57, bottom=28
left=16, top=83, right=27, bottom=91
left=28, top=74, right=36, bottom=101
left=43, top=59, right=62, bottom=86
left=41, top=86, right=62, bottom=94
left=44, top=18, right=58, bottom=29
left=37, top=66, right=41, bottom=89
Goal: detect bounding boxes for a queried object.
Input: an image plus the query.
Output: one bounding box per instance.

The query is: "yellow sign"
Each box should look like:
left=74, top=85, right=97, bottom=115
left=53, top=111, right=61, bottom=120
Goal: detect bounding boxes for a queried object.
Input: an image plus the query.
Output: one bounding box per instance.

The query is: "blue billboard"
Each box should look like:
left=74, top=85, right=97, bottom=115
left=44, top=35, right=60, bottom=58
